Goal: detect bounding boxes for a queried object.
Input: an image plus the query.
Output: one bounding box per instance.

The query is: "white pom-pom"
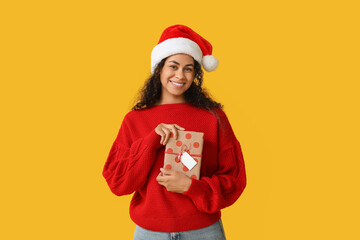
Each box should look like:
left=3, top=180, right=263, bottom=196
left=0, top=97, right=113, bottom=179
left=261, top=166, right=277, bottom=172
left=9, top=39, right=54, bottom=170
left=202, top=55, right=219, bottom=72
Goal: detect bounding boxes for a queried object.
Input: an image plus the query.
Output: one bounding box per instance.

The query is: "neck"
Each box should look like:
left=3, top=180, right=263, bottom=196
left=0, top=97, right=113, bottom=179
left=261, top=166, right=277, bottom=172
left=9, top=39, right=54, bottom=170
left=156, top=95, right=186, bottom=105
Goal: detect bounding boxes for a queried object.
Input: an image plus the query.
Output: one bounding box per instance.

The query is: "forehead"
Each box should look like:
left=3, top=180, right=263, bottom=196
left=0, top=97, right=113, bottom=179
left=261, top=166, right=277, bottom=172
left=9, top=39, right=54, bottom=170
left=166, top=53, right=194, bottom=64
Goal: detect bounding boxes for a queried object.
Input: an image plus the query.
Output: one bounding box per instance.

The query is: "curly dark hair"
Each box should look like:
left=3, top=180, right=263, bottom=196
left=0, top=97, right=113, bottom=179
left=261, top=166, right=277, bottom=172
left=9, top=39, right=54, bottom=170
left=131, top=57, right=224, bottom=113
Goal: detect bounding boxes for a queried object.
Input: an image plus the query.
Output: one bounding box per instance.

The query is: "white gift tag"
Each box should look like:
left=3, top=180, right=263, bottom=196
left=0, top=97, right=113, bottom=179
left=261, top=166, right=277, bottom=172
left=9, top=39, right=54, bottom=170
left=180, top=152, right=197, bottom=171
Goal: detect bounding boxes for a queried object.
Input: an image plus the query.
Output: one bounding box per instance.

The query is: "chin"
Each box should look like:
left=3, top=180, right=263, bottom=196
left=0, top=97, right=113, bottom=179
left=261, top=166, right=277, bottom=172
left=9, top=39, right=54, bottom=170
left=169, top=90, right=185, bottom=96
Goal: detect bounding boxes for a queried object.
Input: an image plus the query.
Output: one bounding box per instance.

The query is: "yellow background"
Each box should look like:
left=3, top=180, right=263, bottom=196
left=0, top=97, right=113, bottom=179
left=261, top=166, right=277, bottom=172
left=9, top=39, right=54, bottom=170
left=1, top=0, right=359, bottom=239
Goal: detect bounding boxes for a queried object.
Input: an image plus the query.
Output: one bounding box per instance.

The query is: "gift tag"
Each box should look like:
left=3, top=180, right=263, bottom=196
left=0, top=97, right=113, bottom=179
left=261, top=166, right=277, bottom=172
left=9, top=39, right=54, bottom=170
left=180, top=152, right=197, bottom=171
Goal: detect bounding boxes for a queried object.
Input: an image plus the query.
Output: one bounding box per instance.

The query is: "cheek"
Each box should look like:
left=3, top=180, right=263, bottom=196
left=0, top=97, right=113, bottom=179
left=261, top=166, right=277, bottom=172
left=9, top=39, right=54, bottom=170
left=187, top=73, right=194, bottom=79
left=160, top=71, right=172, bottom=82
left=186, top=73, right=195, bottom=83
left=185, top=80, right=194, bottom=89
left=160, top=74, right=169, bottom=85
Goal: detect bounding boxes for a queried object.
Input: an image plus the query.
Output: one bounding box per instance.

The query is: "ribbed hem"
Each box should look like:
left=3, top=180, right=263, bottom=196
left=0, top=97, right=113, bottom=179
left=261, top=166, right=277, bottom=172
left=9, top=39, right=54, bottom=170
left=150, top=102, right=193, bottom=110
left=130, top=210, right=221, bottom=232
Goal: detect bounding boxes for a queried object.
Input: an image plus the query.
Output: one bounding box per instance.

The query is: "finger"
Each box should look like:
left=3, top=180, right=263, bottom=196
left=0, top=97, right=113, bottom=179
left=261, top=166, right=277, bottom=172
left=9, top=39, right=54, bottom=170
left=163, top=124, right=178, bottom=139
left=159, top=128, right=168, bottom=145
left=174, top=124, right=185, bottom=130
left=156, top=128, right=166, bottom=144
left=169, top=125, right=179, bottom=140
left=158, top=132, right=163, bottom=144
left=162, top=127, right=171, bottom=145
left=161, top=133, right=166, bottom=145
left=156, top=173, right=163, bottom=182
left=157, top=176, right=169, bottom=185
left=156, top=177, right=164, bottom=185
left=160, top=168, right=174, bottom=176
left=157, top=181, right=166, bottom=187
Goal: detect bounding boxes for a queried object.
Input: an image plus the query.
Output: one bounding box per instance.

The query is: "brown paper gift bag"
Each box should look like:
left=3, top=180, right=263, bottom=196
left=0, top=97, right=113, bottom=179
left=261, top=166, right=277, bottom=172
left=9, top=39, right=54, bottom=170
left=164, top=130, right=204, bottom=180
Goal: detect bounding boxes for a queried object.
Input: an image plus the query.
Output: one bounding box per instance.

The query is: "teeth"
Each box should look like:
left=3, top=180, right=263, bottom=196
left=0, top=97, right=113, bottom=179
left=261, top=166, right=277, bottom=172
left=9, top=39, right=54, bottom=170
left=171, top=81, right=184, bottom=86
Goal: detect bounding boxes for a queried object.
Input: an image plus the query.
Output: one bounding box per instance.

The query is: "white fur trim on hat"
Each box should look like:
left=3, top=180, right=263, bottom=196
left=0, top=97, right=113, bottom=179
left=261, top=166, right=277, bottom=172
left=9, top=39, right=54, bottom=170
left=151, top=37, right=203, bottom=74
left=202, top=55, right=219, bottom=72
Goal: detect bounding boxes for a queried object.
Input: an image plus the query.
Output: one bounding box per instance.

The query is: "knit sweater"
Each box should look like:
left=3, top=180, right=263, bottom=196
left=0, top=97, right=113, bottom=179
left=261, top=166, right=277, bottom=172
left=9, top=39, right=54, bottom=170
left=102, top=102, right=246, bottom=232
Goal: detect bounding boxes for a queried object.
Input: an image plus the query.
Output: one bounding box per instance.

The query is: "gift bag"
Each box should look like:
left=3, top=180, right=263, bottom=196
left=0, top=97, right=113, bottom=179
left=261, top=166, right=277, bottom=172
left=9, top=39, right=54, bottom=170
left=164, top=130, right=204, bottom=180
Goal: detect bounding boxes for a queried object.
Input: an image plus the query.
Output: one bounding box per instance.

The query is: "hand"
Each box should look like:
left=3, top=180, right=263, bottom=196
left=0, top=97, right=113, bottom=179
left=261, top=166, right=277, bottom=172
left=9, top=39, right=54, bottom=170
left=156, top=168, right=192, bottom=193
left=155, top=123, right=185, bottom=145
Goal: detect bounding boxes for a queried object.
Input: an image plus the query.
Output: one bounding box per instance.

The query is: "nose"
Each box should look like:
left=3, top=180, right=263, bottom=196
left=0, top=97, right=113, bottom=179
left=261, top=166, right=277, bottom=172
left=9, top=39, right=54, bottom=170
left=175, top=69, right=185, bottom=80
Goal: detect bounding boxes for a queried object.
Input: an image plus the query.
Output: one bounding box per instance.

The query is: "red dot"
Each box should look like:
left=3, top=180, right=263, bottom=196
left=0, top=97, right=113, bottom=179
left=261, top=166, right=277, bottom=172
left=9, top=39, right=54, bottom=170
left=191, top=175, right=197, bottom=180
left=176, top=141, right=182, bottom=146
left=193, top=142, right=199, bottom=148
left=185, top=133, right=192, bottom=139
left=170, top=132, right=174, bottom=138
left=165, top=164, right=172, bottom=170
left=183, top=166, right=189, bottom=172
left=167, top=148, right=173, bottom=153
left=175, top=156, right=180, bottom=163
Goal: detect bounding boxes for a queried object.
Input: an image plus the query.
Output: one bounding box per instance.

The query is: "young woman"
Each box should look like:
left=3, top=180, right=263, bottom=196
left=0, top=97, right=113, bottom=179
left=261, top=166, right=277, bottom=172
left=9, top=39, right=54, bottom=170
left=102, top=24, right=247, bottom=240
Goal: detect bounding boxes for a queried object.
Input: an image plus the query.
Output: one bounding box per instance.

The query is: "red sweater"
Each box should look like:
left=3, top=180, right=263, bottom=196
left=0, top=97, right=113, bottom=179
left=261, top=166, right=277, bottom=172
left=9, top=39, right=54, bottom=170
left=102, top=102, right=246, bottom=232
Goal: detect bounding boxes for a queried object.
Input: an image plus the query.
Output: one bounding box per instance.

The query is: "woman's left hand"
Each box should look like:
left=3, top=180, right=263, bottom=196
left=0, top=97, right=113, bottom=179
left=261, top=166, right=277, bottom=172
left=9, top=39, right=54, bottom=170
left=156, top=168, right=192, bottom=193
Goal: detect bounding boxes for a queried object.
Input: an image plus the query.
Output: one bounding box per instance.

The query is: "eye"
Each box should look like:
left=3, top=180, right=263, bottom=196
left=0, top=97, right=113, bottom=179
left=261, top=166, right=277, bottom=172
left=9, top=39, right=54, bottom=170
left=170, top=65, right=177, bottom=69
left=185, top=67, right=193, bottom=72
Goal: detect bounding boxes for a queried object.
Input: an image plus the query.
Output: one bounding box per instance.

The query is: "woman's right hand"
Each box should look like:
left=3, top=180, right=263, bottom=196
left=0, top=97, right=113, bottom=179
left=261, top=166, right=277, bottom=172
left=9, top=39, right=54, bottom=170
left=155, top=123, right=185, bottom=145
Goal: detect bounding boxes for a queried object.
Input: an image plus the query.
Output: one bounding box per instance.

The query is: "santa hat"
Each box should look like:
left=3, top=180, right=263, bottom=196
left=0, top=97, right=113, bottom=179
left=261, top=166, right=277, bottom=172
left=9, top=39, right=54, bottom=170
left=151, top=24, right=219, bottom=74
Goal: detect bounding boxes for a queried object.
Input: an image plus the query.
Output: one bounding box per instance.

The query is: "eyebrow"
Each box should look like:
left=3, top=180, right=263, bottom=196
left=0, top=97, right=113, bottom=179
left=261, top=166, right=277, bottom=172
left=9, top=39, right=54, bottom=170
left=169, top=60, right=194, bottom=67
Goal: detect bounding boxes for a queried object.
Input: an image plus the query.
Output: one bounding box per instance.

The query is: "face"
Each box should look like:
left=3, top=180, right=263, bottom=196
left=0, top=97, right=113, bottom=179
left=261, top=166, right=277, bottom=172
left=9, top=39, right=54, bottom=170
left=159, top=53, right=195, bottom=103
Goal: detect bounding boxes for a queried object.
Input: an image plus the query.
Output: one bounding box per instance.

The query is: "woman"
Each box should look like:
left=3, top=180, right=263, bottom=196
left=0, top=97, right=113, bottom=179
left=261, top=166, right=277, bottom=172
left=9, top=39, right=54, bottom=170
left=102, top=24, right=247, bottom=240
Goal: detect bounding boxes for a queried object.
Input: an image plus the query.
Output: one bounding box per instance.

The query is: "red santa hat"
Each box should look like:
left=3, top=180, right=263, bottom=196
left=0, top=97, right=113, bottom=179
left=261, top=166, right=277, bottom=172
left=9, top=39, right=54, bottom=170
left=151, top=24, right=219, bottom=74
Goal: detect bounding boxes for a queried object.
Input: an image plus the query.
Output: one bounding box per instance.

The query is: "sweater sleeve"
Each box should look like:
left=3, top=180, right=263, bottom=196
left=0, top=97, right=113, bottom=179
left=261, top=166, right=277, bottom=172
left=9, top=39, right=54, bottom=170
left=102, top=113, right=162, bottom=196
left=182, top=110, right=247, bottom=214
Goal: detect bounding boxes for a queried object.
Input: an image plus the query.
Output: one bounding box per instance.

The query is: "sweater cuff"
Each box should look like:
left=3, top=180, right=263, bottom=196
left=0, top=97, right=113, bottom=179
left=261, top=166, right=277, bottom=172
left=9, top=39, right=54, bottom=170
left=143, top=129, right=163, bottom=150
left=182, top=178, right=203, bottom=198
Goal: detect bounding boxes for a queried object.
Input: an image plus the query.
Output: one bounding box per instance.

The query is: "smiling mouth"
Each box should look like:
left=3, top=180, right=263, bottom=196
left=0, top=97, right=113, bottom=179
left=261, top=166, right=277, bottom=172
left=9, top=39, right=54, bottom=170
left=169, top=81, right=185, bottom=86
